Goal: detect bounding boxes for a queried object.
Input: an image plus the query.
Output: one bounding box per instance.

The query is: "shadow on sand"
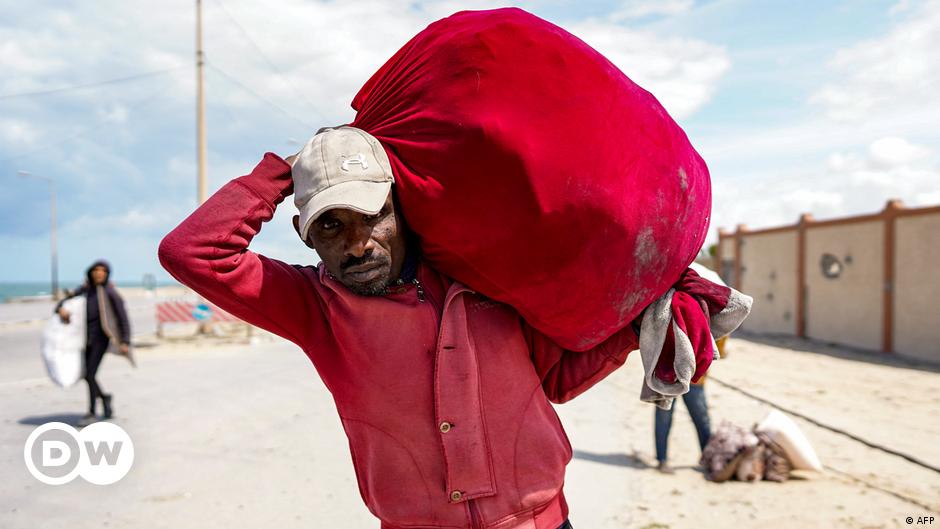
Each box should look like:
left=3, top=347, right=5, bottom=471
left=572, top=449, right=652, bottom=470
left=737, top=331, right=940, bottom=374
left=572, top=450, right=709, bottom=475
left=18, top=413, right=88, bottom=427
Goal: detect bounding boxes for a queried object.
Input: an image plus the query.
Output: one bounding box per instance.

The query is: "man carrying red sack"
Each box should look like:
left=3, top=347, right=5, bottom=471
left=159, top=126, right=663, bottom=529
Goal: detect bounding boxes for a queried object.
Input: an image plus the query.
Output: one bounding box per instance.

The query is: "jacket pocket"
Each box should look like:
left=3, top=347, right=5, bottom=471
left=340, top=418, right=439, bottom=527
left=511, top=389, right=570, bottom=509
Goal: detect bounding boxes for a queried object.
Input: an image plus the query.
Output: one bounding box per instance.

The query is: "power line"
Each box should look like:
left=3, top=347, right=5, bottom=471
left=206, top=62, right=317, bottom=130
left=0, top=74, right=181, bottom=165
left=211, top=0, right=327, bottom=123
left=0, top=67, right=185, bottom=101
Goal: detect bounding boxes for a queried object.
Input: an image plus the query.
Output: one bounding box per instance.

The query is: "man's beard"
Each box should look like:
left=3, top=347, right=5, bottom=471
left=340, top=253, right=391, bottom=296
left=344, top=274, right=391, bottom=296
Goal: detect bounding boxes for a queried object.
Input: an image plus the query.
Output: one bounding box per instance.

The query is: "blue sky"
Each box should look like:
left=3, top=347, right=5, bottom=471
left=2, top=0, right=938, bottom=282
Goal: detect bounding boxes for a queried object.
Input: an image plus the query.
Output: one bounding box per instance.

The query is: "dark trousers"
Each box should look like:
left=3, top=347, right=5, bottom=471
left=556, top=521, right=573, bottom=529
left=84, top=334, right=109, bottom=414
left=654, top=384, right=711, bottom=462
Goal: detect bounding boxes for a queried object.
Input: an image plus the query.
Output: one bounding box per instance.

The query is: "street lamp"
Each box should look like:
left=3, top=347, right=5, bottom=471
left=17, top=170, right=59, bottom=300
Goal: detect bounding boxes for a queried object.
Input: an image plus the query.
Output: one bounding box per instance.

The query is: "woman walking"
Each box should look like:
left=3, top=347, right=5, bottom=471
left=55, top=260, right=132, bottom=426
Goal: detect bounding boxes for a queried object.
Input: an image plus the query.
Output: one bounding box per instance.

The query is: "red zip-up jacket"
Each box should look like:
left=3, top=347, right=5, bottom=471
left=158, top=154, right=640, bottom=529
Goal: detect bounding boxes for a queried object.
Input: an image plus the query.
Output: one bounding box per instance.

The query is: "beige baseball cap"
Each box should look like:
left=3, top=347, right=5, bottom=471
left=292, top=126, right=394, bottom=241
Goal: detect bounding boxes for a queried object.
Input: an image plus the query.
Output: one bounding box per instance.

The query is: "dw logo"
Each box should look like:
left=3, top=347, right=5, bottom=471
left=24, top=422, right=134, bottom=485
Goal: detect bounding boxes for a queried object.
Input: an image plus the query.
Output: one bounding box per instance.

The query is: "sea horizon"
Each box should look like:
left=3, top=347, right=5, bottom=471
left=0, top=280, right=180, bottom=303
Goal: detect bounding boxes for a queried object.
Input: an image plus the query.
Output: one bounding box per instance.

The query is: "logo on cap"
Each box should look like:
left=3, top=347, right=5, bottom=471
left=341, top=153, right=369, bottom=172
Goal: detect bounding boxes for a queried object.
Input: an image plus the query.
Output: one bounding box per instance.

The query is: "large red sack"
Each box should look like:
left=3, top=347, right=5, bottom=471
left=351, top=8, right=711, bottom=351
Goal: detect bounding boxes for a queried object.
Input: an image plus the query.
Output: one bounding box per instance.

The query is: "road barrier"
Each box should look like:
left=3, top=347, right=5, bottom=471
left=155, top=300, right=240, bottom=337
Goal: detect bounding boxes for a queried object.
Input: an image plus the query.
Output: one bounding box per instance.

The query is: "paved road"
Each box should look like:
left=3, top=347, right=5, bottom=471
left=0, top=333, right=377, bottom=529
left=0, top=296, right=162, bottom=386
left=0, top=300, right=60, bottom=324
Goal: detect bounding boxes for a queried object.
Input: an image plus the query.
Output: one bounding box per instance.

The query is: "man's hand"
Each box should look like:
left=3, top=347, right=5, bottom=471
left=57, top=308, right=71, bottom=324
left=119, top=343, right=130, bottom=355
left=284, top=151, right=300, bottom=166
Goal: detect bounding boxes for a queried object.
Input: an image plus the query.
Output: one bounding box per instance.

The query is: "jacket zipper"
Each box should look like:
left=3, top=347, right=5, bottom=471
left=469, top=498, right=482, bottom=529
left=412, top=278, right=425, bottom=302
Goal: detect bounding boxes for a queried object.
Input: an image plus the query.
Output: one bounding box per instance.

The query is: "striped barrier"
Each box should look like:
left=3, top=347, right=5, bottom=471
left=156, top=300, right=243, bottom=337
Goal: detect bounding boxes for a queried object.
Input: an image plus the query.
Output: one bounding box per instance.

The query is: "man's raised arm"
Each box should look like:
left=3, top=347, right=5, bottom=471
left=526, top=321, right=640, bottom=404
left=158, top=153, right=326, bottom=348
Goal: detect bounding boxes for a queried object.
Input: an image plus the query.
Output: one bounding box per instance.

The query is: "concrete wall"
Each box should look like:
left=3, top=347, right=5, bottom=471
left=804, top=221, right=883, bottom=351
left=717, top=236, right=737, bottom=287
left=894, top=213, right=940, bottom=361
left=738, top=231, right=798, bottom=334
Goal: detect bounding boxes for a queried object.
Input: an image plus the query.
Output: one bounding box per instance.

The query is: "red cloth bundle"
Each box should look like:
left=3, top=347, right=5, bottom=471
left=351, top=8, right=711, bottom=350
left=653, top=267, right=735, bottom=385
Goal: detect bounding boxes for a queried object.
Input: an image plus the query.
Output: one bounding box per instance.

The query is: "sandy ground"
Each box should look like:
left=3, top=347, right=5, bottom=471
left=562, top=334, right=940, bottom=529
left=1, top=299, right=938, bottom=528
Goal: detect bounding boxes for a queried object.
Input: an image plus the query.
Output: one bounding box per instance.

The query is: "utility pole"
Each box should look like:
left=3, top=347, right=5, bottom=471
left=50, top=178, right=58, bottom=299
left=18, top=171, right=59, bottom=300
left=196, top=0, right=208, bottom=205
left=194, top=0, right=213, bottom=335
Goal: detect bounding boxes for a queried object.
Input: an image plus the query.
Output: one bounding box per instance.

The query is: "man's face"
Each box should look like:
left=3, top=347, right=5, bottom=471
left=90, top=266, right=108, bottom=285
left=302, top=193, right=407, bottom=296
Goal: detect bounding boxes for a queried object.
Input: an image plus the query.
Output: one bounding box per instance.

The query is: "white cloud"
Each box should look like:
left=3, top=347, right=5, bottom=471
left=918, top=190, right=940, bottom=203
left=564, top=20, right=730, bottom=118
left=65, top=205, right=194, bottom=237
left=413, top=0, right=541, bottom=20
left=712, top=136, right=940, bottom=235
left=827, top=136, right=937, bottom=199
left=1, top=1, right=729, bottom=130
left=702, top=1, right=940, bottom=240
left=0, top=40, right=65, bottom=79
left=1, top=0, right=731, bottom=280
left=0, top=118, right=39, bottom=147
left=867, top=136, right=930, bottom=168
left=611, top=0, right=695, bottom=20
left=96, top=103, right=128, bottom=124
left=890, top=0, right=913, bottom=15
left=810, top=0, right=940, bottom=122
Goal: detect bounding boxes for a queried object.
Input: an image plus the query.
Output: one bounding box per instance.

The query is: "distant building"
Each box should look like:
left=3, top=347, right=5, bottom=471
left=716, top=200, right=940, bottom=363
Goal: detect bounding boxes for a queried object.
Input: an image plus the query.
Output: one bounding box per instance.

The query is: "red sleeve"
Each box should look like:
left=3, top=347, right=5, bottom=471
left=158, top=153, right=327, bottom=349
left=526, top=322, right=639, bottom=404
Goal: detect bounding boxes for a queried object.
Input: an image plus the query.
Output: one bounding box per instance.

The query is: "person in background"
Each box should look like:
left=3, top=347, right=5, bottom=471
left=653, top=262, right=730, bottom=474
left=55, top=260, right=132, bottom=426
left=653, top=339, right=728, bottom=473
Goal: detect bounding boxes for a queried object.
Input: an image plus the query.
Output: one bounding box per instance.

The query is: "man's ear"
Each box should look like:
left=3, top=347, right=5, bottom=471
left=292, top=215, right=316, bottom=249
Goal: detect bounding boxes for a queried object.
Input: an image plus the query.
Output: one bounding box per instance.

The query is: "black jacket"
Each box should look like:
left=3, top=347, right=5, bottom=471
left=54, top=260, right=131, bottom=345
